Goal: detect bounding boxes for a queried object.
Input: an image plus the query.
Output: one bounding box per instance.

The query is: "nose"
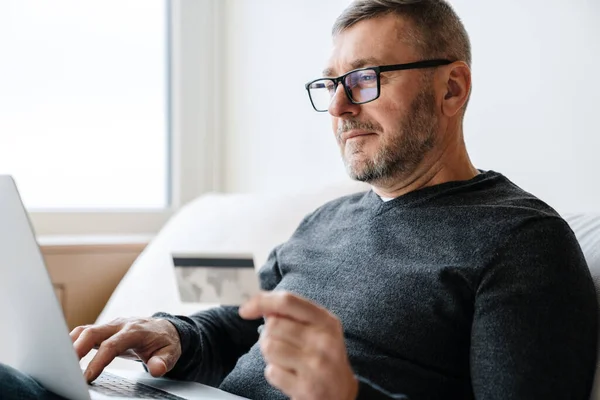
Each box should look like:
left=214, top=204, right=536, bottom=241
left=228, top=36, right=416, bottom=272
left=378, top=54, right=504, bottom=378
left=328, top=82, right=360, bottom=118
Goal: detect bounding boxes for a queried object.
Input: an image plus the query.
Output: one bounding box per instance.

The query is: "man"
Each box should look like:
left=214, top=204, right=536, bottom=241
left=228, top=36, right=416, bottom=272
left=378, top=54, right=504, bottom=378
left=0, top=0, right=597, bottom=399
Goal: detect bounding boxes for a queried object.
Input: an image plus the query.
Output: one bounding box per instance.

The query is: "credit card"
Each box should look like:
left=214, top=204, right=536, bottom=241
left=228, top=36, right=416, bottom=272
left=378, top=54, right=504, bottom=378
left=172, top=253, right=260, bottom=306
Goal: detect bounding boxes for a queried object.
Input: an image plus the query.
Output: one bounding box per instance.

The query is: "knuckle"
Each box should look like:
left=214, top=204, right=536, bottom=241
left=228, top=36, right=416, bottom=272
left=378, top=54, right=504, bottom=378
left=260, top=337, right=273, bottom=355
left=314, top=333, right=338, bottom=358
left=98, top=339, right=118, bottom=355
left=136, top=317, right=151, bottom=325
left=85, top=324, right=100, bottom=333
left=266, top=317, right=279, bottom=330
left=263, top=364, right=275, bottom=383
left=157, top=319, right=174, bottom=334
left=308, top=354, right=327, bottom=371
left=124, top=318, right=153, bottom=335
left=78, top=326, right=98, bottom=341
left=266, top=317, right=287, bottom=336
left=263, top=364, right=282, bottom=388
left=121, top=321, right=138, bottom=333
left=315, top=335, right=332, bottom=353
left=70, top=325, right=86, bottom=336
left=278, top=292, right=295, bottom=308
left=108, top=318, right=126, bottom=328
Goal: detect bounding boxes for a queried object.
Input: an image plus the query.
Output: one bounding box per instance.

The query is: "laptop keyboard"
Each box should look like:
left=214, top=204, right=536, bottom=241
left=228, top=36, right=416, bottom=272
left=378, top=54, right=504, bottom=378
left=89, top=371, right=186, bottom=399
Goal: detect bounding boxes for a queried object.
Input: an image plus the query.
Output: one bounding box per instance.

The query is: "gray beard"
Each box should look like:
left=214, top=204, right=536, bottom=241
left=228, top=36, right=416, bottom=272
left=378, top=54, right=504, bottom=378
left=338, top=85, right=438, bottom=186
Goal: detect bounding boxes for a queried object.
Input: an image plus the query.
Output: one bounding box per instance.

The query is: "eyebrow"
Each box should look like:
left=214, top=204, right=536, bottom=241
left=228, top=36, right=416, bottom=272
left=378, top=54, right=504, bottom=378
left=322, top=57, right=384, bottom=77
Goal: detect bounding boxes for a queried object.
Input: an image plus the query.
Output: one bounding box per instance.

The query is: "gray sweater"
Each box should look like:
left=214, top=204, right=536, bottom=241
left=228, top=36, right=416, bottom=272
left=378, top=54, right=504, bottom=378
left=156, top=171, right=597, bottom=399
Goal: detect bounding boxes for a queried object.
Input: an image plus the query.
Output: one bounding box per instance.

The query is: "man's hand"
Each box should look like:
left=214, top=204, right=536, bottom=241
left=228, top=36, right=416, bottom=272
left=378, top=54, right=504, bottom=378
left=239, top=291, right=358, bottom=400
left=70, top=317, right=182, bottom=383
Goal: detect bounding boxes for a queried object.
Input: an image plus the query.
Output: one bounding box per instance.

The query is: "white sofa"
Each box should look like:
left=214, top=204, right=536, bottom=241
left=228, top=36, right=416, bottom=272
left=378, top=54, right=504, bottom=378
left=97, top=182, right=600, bottom=398
left=97, top=181, right=369, bottom=321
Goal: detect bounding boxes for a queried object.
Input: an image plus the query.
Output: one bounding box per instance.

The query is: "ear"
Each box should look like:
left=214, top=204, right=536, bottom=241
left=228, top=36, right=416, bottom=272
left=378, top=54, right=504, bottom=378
left=440, top=62, right=471, bottom=118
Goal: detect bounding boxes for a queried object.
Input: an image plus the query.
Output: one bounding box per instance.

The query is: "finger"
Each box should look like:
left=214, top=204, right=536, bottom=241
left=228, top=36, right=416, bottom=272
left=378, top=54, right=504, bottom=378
left=145, top=345, right=180, bottom=377
left=264, top=316, right=309, bottom=350
left=146, top=356, right=168, bottom=377
left=73, top=323, right=122, bottom=360
left=84, top=330, right=143, bottom=383
left=69, top=325, right=90, bottom=343
left=260, top=337, right=306, bottom=372
left=240, top=291, right=331, bottom=326
left=264, top=364, right=297, bottom=398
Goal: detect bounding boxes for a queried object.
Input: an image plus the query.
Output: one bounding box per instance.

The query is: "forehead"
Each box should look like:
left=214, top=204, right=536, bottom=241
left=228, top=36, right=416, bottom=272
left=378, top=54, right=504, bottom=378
left=325, top=14, right=418, bottom=76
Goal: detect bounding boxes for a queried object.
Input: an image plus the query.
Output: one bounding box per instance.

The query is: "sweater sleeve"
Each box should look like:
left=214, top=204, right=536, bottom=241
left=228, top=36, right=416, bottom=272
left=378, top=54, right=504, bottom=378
left=152, top=245, right=285, bottom=387
left=470, top=217, right=597, bottom=399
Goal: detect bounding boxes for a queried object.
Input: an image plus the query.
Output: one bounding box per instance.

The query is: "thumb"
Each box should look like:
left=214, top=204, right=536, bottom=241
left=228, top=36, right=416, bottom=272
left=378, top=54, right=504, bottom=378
left=146, top=348, right=176, bottom=377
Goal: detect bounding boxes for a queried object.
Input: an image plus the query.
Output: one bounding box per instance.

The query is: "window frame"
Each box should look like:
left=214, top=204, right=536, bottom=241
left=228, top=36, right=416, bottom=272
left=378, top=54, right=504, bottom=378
left=28, top=0, right=224, bottom=236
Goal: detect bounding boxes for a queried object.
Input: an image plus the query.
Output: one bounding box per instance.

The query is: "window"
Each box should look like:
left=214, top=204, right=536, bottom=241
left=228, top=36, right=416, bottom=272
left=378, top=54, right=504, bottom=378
left=0, top=0, right=169, bottom=210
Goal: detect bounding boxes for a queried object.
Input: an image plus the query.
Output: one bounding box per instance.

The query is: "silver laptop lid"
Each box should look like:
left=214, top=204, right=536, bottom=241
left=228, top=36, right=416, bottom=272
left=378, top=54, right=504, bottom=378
left=0, top=176, right=91, bottom=399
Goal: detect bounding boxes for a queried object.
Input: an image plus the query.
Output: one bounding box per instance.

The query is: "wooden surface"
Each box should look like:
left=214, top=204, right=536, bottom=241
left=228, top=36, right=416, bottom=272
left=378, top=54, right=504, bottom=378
left=40, top=238, right=149, bottom=330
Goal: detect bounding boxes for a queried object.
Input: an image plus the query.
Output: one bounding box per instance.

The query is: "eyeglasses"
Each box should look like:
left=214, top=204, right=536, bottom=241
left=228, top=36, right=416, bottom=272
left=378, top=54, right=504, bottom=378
left=305, top=59, right=452, bottom=112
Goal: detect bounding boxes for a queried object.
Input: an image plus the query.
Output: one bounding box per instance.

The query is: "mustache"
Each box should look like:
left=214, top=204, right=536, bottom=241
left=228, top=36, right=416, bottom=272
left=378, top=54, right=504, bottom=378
left=337, top=119, right=383, bottom=141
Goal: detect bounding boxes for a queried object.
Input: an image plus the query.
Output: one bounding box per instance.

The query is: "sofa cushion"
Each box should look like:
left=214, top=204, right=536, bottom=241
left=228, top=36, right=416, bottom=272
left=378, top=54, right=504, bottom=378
left=97, top=181, right=368, bottom=322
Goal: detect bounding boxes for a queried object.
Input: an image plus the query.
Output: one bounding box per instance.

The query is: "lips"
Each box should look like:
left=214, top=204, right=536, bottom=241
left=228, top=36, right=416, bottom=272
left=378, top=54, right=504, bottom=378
left=343, top=131, right=375, bottom=142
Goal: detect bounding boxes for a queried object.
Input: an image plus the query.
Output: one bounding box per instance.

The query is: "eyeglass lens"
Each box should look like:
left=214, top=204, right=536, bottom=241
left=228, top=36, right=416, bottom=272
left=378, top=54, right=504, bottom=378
left=308, top=69, right=379, bottom=111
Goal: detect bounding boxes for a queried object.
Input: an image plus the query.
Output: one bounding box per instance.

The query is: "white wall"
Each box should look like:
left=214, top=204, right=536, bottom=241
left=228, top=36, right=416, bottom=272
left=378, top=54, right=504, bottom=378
left=454, top=0, right=600, bottom=214
left=221, top=0, right=600, bottom=214
left=223, top=0, right=350, bottom=193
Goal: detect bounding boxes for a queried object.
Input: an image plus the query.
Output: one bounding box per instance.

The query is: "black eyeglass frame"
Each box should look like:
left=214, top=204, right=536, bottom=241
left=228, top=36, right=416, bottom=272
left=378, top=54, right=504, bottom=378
left=305, top=59, right=452, bottom=112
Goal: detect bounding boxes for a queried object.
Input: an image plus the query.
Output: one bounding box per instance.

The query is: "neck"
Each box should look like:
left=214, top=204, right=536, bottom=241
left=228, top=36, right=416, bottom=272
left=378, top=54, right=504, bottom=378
left=371, top=128, right=479, bottom=199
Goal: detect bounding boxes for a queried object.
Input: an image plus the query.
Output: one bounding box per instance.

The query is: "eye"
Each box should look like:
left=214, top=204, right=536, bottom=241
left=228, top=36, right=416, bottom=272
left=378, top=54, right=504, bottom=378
left=346, top=70, right=377, bottom=88
left=325, top=81, right=336, bottom=93
left=358, top=72, right=377, bottom=85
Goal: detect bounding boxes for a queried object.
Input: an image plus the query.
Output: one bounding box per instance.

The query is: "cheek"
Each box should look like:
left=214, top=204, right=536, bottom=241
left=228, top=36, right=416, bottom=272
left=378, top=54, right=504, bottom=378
left=366, top=98, right=406, bottom=134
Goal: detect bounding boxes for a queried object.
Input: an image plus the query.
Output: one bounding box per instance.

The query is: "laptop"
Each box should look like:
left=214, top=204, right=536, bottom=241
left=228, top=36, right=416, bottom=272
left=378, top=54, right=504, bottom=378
left=0, top=176, right=247, bottom=400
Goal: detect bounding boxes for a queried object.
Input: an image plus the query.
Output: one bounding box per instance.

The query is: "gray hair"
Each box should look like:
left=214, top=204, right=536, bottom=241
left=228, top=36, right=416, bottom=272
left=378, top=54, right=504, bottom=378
left=332, top=0, right=472, bottom=67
